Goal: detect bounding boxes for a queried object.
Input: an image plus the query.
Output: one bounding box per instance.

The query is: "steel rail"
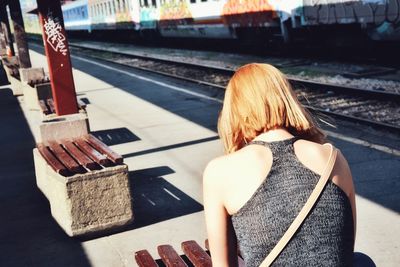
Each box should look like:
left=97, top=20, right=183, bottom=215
left=68, top=42, right=400, bottom=102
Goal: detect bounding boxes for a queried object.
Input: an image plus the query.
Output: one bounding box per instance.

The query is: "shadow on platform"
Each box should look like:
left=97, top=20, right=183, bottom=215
left=0, top=88, right=91, bottom=267
left=128, top=166, right=203, bottom=229
left=122, top=135, right=219, bottom=158
left=330, top=135, right=400, bottom=213
left=91, top=127, right=141, bottom=146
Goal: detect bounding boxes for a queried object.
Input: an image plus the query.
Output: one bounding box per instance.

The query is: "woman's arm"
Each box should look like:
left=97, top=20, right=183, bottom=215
left=331, top=150, right=357, bottom=242
left=203, top=160, right=238, bottom=267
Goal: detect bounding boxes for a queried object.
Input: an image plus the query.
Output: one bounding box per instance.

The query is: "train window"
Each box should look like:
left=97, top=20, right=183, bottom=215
left=190, top=0, right=196, bottom=3
left=116, top=0, right=120, bottom=12
left=143, top=0, right=148, bottom=7
left=122, top=0, right=126, bottom=10
left=201, top=0, right=207, bottom=2
left=111, top=1, right=115, bottom=14
left=151, top=0, right=156, bottom=7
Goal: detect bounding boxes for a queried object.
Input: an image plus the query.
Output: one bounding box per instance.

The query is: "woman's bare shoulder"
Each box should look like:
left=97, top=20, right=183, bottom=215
left=293, top=140, right=331, bottom=172
left=295, top=139, right=354, bottom=196
left=203, top=147, right=263, bottom=186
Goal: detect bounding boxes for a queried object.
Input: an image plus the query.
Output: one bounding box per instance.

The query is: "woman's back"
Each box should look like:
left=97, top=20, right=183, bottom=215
left=204, top=133, right=355, bottom=266
left=203, top=63, right=356, bottom=267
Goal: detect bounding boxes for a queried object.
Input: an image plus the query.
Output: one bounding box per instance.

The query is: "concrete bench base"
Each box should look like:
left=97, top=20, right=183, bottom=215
left=23, top=82, right=52, bottom=110
left=33, top=148, right=134, bottom=236
left=38, top=112, right=89, bottom=144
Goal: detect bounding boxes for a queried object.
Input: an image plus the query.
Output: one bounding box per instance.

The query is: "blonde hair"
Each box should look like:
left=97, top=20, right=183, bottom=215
left=218, top=63, right=326, bottom=154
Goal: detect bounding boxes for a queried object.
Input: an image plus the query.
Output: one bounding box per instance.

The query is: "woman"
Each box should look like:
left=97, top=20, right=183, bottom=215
left=203, top=63, right=356, bottom=266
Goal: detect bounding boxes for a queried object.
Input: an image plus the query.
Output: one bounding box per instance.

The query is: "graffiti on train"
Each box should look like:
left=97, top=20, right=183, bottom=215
left=222, top=0, right=277, bottom=26
left=159, top=0, right=193, bottom=27
left=303, top=0, right=400, bottom=25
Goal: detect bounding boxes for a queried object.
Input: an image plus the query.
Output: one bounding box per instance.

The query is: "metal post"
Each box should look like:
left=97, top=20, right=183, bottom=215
left=0, top=1, right=15, bottom=56
left=9, top=0, right=31, bottom=68
left=36, top=0, right=78, bottom=116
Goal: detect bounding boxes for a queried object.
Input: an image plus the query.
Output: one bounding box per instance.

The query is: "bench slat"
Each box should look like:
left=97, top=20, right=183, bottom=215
left=85, top=134, right=123, bottom=165
left=37, top=144, right=70, bottom=176
left=135, top=250, right=158, bottom=267
left=63, top=141, right=100, bottom=171
left=39, top=100, right=50, bottom=115
left=74, top=139, right=111, bottom=167
left=181, top=241, right=212, bottom=267
left=158, top=245, right=188, bottom=267
left=48, top=141, right=85, bottom=174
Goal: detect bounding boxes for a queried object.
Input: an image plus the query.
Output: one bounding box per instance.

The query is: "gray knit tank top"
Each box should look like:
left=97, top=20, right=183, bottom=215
left=231, top=138, right=354, bottom=266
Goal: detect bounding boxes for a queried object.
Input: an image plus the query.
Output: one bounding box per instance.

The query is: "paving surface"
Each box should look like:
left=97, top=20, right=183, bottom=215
left=0, top=45, right=399, bottom=267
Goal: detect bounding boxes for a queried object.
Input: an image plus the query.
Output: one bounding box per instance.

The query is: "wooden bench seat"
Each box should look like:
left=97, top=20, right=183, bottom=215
left=37, top=134, right=123, bottom=177
left=135, top=240, right=212, bottom=267
left=39, top=98, right=87, bottom=115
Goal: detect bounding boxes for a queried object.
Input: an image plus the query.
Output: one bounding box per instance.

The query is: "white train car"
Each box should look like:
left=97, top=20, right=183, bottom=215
left=62, top=0, right=92, bottom=32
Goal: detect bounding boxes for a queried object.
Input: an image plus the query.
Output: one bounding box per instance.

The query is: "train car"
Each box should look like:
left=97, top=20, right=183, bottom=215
left=137, top=0, right=281, bottom=40
left=135, top=0, right=400, bottom=43
left=24, top=0, right=400, bottom=44
left=62, top=0, right=91, bottom=32
left=87, top=0, right=139, bottom=31
left=299, top=0, right=400, bottom=41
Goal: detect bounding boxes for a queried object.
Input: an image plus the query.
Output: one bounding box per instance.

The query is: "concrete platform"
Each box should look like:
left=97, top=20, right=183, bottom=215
left=0, top=44, right=398, bottom=267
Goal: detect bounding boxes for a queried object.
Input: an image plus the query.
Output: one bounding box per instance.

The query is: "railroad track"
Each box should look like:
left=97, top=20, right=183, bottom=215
left=34, top=40, right=400, bottom=132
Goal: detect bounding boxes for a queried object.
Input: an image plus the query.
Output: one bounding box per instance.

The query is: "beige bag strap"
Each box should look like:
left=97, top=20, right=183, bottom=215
left=259, top=144, right=338, bottom=267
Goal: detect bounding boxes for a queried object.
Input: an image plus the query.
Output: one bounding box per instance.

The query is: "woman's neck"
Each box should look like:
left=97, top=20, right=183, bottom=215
left=253, top=128, right=294, bottom=142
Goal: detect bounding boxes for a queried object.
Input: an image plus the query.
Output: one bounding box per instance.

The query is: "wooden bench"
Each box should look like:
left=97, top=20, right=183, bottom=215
left=37, top=134, right=123, bottom=177
left=135, top=240, right=212, bottom=267
left=34, top=133, right=133, bottom=236
left=39, top=98, right=87, bottom=116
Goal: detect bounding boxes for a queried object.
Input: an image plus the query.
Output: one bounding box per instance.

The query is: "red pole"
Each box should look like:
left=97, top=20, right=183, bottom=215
left=36, top=0, right=78, bottom=116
